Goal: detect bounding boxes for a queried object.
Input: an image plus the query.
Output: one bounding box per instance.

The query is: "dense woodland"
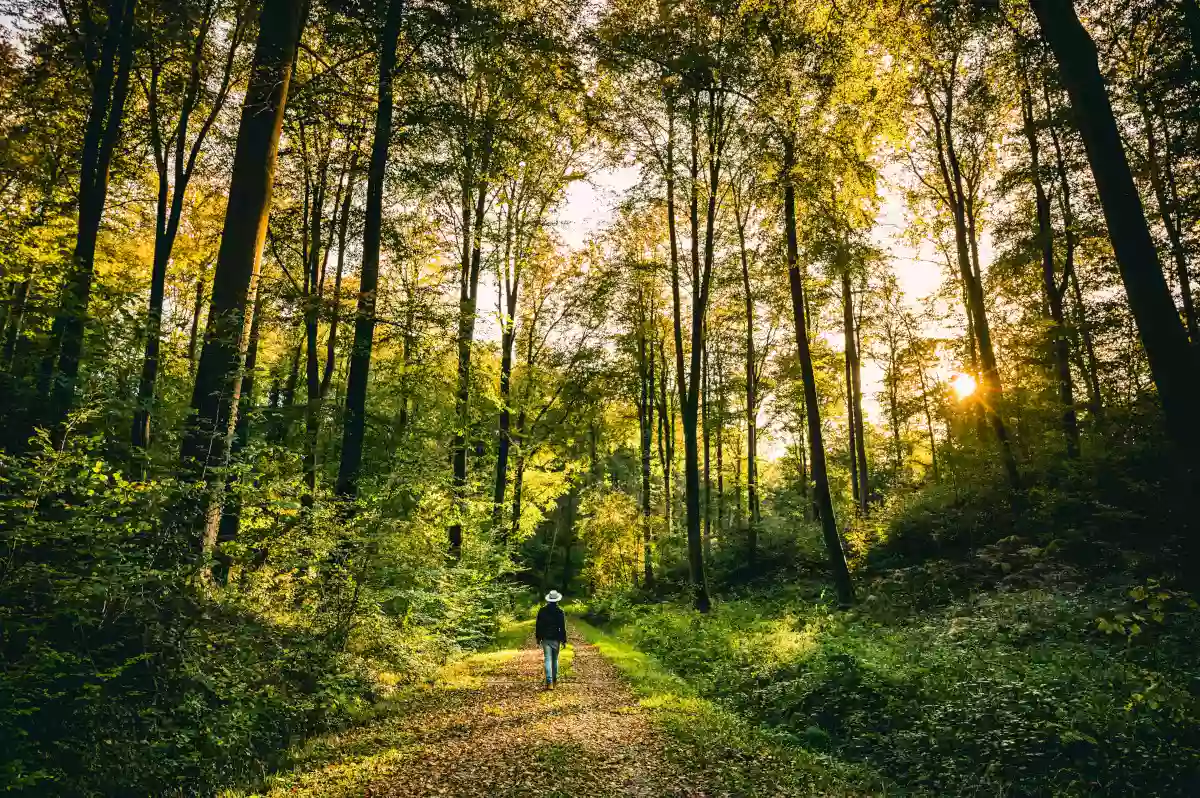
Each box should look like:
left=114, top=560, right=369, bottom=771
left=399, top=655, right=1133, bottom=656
left=2, top=0, right=1199, bottom=793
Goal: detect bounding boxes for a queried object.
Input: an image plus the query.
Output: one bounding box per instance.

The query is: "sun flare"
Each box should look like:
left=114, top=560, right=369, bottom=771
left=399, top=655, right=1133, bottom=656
left=950, top=373, right=978, bottom=401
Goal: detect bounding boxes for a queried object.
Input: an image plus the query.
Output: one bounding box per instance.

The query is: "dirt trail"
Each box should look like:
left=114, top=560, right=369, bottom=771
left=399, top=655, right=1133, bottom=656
left=357, top=629, right=703, bottom=798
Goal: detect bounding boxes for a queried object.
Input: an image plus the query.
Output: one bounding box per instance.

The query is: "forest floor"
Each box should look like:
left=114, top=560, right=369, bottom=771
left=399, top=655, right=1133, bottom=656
left=229, top=617, right=869, bottom=798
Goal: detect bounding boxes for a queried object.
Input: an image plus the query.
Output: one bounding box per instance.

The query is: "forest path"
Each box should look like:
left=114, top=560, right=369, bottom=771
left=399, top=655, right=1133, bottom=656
left=357, top=625, right=701, bottom=797
left=239, top=622, right=714, bottom=798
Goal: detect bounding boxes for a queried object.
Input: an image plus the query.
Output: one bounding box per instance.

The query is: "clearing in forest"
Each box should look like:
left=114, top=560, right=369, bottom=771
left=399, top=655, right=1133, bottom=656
left=234, top=619, right=873, bottom=797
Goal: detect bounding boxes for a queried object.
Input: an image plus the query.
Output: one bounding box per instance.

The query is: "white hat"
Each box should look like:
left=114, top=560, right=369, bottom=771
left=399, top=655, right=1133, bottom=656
left=545, top=590, right=563, bottom=602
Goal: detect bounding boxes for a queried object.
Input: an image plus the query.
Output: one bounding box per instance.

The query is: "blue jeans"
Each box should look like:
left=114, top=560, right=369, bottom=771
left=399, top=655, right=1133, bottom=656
left=541, top=640, right=561, bottom=683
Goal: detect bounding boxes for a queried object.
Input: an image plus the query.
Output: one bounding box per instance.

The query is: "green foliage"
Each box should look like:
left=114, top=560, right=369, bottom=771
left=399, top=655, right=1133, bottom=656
left=0, top=424, right=513, bottom=795
left=594, top=584, right=1200, bottom=796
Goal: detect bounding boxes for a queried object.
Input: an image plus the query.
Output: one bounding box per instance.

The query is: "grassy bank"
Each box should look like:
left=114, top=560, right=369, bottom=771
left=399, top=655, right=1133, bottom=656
left=570, top=615, right=885, bottom=795
left=582, top=582, right=1200, bottom=797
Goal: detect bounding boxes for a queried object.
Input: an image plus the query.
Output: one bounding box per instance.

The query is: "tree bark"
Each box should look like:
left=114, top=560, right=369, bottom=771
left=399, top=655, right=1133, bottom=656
left=638, top=291, right=655, bottom=588
left=1136, top=94, right=1197, bottom=343
left=448, top=125, right=493, bottom=558
left=215, top=287, right=264, bottom=568
left=702, top=320, right=711, bottom=564
left=783, top=135, right=853, bottom=606
left=1031, top=0, right=1200, bottom=458
left=671, top=91, right=710, bottom=612
left=132, top=2, right=241, bottom=459
left=493, top=185, right=520, bottom=532
left=1043, top=80, right=1104, bottom=421
left=737, top=219, right=760, bottom=560
left=337, top=0, right=404, bottom=498
left=926, top=84, right=1021, bottom=489
left=323, top=147, right=359, bottom=398
left=180, top=0, right=306, bottom=556
left=48, top=0, right=136, bottom=428
left=1020, top=70, right=1080, bottom=458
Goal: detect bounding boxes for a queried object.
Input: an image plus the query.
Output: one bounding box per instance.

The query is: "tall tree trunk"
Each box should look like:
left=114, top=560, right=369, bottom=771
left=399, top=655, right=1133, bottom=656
left=180, top=0, right=305, bottom=556
left=493, top=192, right=519, bottom=532
left=844, top=336, right=860, bottom=506
left=1136, top=94, right=1198, bottom=343
left=449, top=127, right=493, bottom=558
left=1031, top=0, right=1200, bottom=459
left=783, top=135, right=853, bottom=606
left=3, top=268, right=32, bottom=369
left=1043, top=80, right=1104, bottom=421
left=639, top=302, right=655, bottom=588
left=715, top=346, right=725, bottom=540
left=851, top=284, right=869, bottom=507
left=48, top=0, right=136, bottom=428
left=702, top=321, right=711, bottom=564
left=215, top=287, right=264, bottom=574
left=323, top=148, right=359, bottom=398
left=671, top=91, right=710, bottom=613
left=132, top=3, right=240, bottom=459
left=841, top=265, right=869, bottom=512
left=656, top=335, right=672, bottom=543
left=737, top=222, right=759, bottom=560
left=927, top=86, right=1021, bottom=489
left=1182, top=0, right=1200, bottom=75
left=903, top=314, right=940, bottom=482
left=337, top=0, right=404, bottom=498
left=302, top=155, right=332, bottom=510
left=510, top=415, right=527, bottom=541
left=187, top=261, right=209, bottom=375
left=1020, top=71, right=1080, bottom=458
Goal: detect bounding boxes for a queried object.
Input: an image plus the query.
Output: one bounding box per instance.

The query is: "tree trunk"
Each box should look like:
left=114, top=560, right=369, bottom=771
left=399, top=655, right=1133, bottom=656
left=927, top=86, right=1021, bottom=489
left=738, top=222, right=759, bottom=560
left=133, top=3, right=239, bottom=459
left=851, top=284, right=869, bottom=507
left=187, top=263, right=208, bottom=374
left=1136, top=94, right=1198, bottom=343
left=715, top=346, right=725, bottom=540
left=1031, top=0, right=1200, bottom=458
left=48, top=0, right=136, bottom=428
left=656, top=335, right=672, bottom=543
left=3, top=268, right=32, bottom=368
left=303, top=155, right=332, bottom=510
left=449, top=126, right=493, bottom=558
left=1020, top=72, right=1080, bottom=458
left=493, top=192, right=519, bottom=532
left=1043, top=80, right=1104, bottom=421
left=783, top=135, right=853, bottom=606
left=337, top=0, right=404, bottom=498
left=639, top=302, right=655, bottom=588
left=1182, top=0, right=1200, bottom=75
left=180, top=0, right=305, bottom=556
left=322, top=148, right=359, bottom=398
left=671, top=91, right=710, bottom=613
left=702, top=321, right=711, bottom=564
left=844, top=335, right=860, bottom=506
left=215, top=287, right=264, bottom=572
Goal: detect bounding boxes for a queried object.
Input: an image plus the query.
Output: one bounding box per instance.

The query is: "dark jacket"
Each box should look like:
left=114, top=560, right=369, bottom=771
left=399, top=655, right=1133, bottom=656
left=535, top=602, right=567, bottom=644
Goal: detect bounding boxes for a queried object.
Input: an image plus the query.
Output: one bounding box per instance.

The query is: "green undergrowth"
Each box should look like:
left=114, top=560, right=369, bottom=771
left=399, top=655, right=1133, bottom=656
left=224, top=615, right=556, bottom=797
left=571, top=616, right=887, bottom=796
left=584, top=580, right=1200, bottom=796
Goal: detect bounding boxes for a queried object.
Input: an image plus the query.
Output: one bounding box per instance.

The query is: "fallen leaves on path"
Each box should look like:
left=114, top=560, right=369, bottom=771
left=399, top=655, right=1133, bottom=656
left=243, top=629, right=722, bottom=798
left=367, top=629, right=707, bottom=798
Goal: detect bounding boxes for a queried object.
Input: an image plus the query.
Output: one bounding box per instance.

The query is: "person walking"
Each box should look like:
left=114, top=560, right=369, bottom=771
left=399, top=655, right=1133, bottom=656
left=535, top=590, right=568, bottom=689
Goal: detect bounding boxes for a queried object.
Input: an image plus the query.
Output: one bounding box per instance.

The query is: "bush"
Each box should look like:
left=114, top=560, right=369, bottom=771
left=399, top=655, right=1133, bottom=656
left=0, top=427, right=511, bottom=795
left=600, top=587, right=1200, bottom=796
